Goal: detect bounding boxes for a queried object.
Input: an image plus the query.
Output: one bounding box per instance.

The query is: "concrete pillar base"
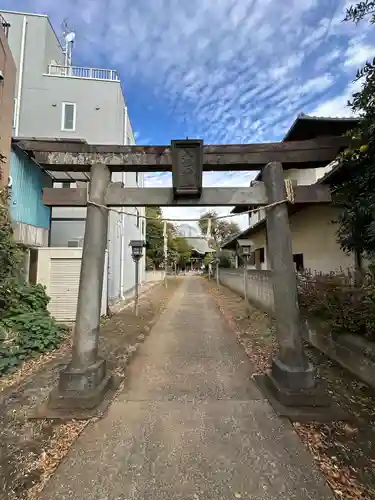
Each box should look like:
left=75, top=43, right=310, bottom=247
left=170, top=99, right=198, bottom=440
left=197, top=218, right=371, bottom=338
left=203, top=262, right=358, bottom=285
left=271, top=356, right=316, bottom=391
left=253, top=373, right=349, bottom=422
left=263, top=356, right=330, bottom=407
left=48, top=359, right=113, bottom=411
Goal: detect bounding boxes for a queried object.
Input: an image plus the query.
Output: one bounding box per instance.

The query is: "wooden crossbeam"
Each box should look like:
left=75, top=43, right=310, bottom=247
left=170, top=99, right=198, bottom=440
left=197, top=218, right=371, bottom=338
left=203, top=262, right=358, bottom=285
left=16, top=136, right=349, bottom=172
left=42, top=184, right=331, bottom=207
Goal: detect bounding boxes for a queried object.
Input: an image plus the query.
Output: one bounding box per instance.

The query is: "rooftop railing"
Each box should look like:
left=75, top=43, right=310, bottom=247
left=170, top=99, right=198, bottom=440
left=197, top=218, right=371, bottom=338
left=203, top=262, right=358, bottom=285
left=47, top=64, right=120, bottom=82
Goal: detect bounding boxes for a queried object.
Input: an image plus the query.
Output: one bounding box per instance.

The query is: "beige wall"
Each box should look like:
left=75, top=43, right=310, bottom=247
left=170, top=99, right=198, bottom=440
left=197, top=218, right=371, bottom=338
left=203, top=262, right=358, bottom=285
left=284, top=161, right=337, bottom=186
left=290, top=205, right=354, bottom=273
left=248, top=205, right=354, bottom=274
left=248, top=162, right=338, bottom=229
left=284, top=168, right=317, bottom=185
left=0, top=19, right=16, bottom=188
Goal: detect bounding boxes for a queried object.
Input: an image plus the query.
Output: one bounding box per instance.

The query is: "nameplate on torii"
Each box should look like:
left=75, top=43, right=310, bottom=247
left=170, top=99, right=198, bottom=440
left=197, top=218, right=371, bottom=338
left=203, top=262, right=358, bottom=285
left=171, top=139, right=203, bottom=199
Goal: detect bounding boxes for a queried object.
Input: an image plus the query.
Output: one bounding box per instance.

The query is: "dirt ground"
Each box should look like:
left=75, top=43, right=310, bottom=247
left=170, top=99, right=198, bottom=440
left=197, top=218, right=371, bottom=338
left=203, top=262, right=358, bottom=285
left=207, top=281, right=375, bottom=500
left=0, top=278, right=181, bottom=500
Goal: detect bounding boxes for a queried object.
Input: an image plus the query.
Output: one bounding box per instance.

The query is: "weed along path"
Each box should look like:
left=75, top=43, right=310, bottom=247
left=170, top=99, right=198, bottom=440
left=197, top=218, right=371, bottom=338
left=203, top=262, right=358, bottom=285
left=40, top=276, right=333, bottom=500
left=0, top=279, right=180, bottom=500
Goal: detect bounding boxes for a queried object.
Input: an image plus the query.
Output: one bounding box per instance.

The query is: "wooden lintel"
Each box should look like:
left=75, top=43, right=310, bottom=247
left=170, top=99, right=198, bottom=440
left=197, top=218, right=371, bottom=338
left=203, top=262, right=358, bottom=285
left=43, top=186, right=267, bottom=207
left=42, top=184, right=331, bottom=207
left=43, top=187, right=88, bottom=206
left=106, top=185, right=268, bottom=206
left=293, top=184, right=331, bottom=203
left=19, top=136, right=349, bottom=173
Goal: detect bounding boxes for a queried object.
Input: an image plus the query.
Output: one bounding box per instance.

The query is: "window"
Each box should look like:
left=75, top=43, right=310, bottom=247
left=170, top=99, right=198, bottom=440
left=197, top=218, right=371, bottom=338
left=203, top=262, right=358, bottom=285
left=293, top=253, right=304, bottom=272
left=141, top=219, right=145, bottom=236
left=61, top=102, right=76, bottom=131
left=259, top=247, right=265, bottom=263
left=136, top=208, right=140, bottom=228
left=62, top=182, right=71, bottom=189
left=136, top=171, right=139, bottom=185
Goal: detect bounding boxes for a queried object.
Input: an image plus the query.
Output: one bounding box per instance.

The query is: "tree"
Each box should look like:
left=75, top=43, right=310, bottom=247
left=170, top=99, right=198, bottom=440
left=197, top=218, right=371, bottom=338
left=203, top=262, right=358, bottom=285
left=332, top=3, right=375, bottom=272
left=218, top=250, right=232, bottom=268
left=145, top=207, right=165, bottom=268
left=145, top=206, right=192, bottom=268
left=203, top=252, right=214, bottom=267
left=169, top=236, right=192, bottom=267
left=198, top=210, right=240, bottom=248
left=0, top=155, right=25, bottom=281
left=344, top=1, right=375, bottom=23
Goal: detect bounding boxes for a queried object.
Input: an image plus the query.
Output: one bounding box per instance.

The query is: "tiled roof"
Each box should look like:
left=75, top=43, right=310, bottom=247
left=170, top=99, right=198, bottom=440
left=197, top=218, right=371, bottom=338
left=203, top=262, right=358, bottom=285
left=297, top=113, right=358, bottom=121
left=283, top=113, right=358, bottom=142
left=185, top=237, right=214, bottom=254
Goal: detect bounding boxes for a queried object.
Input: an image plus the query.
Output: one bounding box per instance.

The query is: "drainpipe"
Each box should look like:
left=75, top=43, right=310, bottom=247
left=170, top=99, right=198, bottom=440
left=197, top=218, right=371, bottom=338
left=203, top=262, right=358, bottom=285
left=15, top=16, right=27, bottom=136
left=119, top=106, right=128, bottom=298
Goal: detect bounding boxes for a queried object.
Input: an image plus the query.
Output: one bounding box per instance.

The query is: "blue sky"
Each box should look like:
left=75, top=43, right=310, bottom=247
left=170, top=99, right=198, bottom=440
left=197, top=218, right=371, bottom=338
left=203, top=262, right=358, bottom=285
left=2, top=0, right=374, bottom=226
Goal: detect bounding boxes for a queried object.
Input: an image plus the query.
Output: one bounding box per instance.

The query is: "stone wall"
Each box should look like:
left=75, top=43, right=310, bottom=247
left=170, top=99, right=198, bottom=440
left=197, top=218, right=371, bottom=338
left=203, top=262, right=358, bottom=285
left=145, top=270, right=165, bottom=282
left=219, top=269, right=274, bottom=312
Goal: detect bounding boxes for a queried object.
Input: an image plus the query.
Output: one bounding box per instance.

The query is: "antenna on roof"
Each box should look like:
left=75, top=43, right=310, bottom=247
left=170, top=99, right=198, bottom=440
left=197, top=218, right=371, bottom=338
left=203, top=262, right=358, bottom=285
left=61, top=19, right=75, bottom=70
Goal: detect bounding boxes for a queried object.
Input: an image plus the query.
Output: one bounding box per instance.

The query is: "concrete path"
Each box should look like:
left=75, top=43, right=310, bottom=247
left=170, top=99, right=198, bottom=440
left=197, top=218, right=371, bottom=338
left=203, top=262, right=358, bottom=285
left=41, top=277, right=333, bottom=500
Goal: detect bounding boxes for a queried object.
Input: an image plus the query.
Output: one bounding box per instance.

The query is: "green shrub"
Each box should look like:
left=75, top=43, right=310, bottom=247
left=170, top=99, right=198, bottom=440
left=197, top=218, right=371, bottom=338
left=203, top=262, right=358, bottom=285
left=0, top=185, right=68, bottom=375
left=0, top=278, right=50, bottom=318
left=219, top=254, right=231, bottom=268
left=0, top=312, right=68, bottom=374
left=298, top=271, right=375, bottom=341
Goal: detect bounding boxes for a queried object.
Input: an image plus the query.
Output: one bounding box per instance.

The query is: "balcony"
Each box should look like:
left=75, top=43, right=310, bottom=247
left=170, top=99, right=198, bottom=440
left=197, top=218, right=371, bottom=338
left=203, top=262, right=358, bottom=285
left=46, top=64, right=120, bottom=82
left=0, top=14, right=10, bottom=38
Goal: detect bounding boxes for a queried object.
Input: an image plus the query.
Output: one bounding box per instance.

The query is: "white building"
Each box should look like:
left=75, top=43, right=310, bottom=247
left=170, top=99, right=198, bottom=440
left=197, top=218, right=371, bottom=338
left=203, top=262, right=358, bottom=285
left=2, top=9, right=145, bottom=316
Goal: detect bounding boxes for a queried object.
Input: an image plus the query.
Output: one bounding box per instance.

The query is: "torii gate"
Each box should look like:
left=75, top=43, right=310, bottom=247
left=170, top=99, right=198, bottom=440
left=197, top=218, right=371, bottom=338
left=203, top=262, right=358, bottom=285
left=16, top=136, right=347, bottom=417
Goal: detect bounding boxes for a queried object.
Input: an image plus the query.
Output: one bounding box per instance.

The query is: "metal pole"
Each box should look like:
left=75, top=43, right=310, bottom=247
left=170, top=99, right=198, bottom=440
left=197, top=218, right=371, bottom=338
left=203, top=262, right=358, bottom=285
left=134, top=259, right=139, bottom=316
left=163, top=222, right=168, bottom=288
left=243, top=262, right=248, bottom=304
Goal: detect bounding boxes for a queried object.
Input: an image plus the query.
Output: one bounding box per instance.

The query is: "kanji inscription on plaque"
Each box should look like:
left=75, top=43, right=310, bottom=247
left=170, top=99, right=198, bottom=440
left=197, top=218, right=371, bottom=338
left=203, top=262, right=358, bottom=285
left=171, top=139, right=203, bottom=199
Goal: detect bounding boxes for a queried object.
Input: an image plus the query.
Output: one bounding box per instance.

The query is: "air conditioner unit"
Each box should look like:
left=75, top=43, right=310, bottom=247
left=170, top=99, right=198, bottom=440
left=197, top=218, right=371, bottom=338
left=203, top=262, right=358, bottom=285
left=67, top=239, right=84, bottom=248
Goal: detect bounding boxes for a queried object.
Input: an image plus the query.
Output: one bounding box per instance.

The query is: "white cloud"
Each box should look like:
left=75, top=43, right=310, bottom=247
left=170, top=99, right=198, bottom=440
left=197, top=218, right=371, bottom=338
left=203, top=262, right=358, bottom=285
left=314, top=48, right=341, bottom=72
left=308, top=79, right=361, bottom=117
left=4, top=0, right=372, bottom=225
left=345, top=42, right=375, bottom=68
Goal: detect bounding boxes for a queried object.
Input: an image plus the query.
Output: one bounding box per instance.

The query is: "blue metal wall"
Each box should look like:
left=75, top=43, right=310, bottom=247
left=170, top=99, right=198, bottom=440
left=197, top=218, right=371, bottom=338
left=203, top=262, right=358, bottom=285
left=9, top=147, right=52, bottom=229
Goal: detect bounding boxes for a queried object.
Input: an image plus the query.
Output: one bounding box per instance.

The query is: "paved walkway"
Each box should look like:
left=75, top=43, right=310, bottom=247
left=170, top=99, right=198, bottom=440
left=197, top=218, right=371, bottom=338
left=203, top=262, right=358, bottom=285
left=41, top=277, right=333, bottom=500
